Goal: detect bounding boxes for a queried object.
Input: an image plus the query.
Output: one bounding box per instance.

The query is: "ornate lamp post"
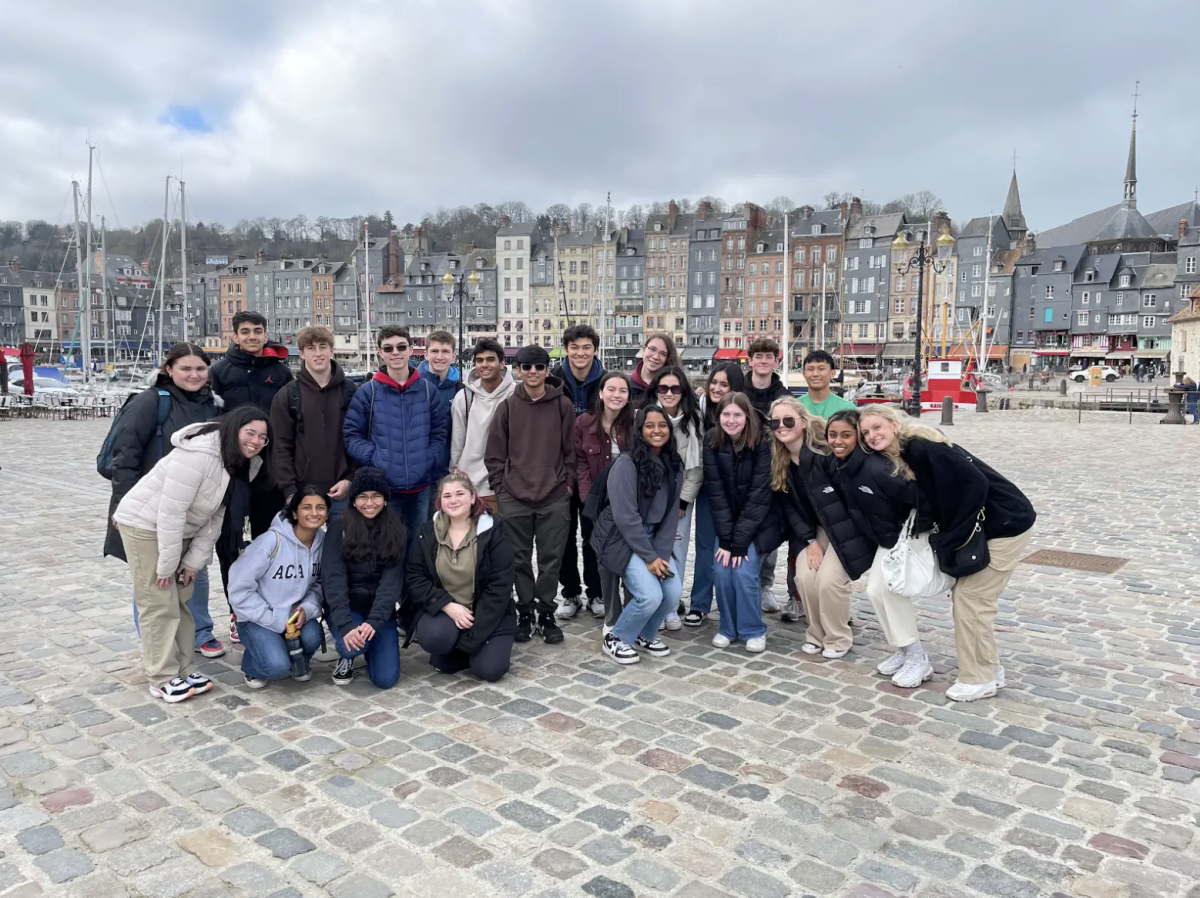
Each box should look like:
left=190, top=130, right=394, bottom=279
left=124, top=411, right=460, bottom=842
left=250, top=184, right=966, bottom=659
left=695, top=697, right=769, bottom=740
left=442, top=268, right=480, bottom=369
left=892, top=228, right=954, bottom=416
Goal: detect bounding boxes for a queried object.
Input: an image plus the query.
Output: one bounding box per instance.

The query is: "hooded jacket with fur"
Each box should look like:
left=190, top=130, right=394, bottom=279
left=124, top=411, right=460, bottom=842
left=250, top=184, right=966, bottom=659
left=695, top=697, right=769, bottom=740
left=449, top=369, right=516, bottom=497
left=227, top=514, right=325, bottom=633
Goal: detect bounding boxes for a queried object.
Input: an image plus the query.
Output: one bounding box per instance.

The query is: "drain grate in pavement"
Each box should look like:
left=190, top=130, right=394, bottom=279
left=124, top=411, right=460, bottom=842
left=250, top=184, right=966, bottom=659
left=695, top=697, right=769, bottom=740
left=1023, top=549, right=1128, bottom=574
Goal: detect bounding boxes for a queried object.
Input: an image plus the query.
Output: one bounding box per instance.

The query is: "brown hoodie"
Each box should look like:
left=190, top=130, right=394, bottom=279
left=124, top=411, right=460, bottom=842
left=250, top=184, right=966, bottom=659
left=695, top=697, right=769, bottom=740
left=484, top=376, right=576, bottom=507
left=269, top=361, right=357, bottom=499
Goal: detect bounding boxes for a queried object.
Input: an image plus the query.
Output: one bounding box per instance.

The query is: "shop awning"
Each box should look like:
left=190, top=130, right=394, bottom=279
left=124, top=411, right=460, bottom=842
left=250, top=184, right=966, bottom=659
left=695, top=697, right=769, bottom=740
left=1033, top=349, right=1069, bottom=356
left=680, top=348, right=711, bottom=361
left=835, top=344, right=882, bottom=357
left=1134, top=349, right=1170, bottom=359
left=1069, top=348, right=1106, bottom=357
left=713, top=349, right=747, bottom=361
left=1105, top=350, right=1135, bottom=360
left=549, top=347, right=566, bottom=359
left=503, top=347, right=520, bottom=359
left=882, top=343, right=915, bottom=359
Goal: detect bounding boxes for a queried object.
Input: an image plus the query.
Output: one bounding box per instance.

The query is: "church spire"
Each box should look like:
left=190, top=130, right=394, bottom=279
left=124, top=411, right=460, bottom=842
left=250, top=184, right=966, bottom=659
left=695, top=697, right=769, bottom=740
left=1002, top=151, right=1027, bottom=237
left=1123, top=81, right=1139, bottom=209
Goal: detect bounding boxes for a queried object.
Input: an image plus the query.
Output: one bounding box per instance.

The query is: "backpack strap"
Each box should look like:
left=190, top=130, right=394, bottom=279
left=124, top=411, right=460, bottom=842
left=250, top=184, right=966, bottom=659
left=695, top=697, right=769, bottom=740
left=155, top=389, right=171, bottom=459
left=463, top=389, right=475, bottom=430
left=286, top=381, right=303, bottom=434
left=267, top=531, right=282, bottom=562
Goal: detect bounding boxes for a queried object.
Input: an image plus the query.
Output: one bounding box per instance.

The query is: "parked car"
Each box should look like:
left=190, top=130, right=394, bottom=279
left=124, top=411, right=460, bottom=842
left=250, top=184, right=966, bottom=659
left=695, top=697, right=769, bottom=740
left=7, top=375, right=81, bottom=395
left=1069, top=366, right=1120, bottom=383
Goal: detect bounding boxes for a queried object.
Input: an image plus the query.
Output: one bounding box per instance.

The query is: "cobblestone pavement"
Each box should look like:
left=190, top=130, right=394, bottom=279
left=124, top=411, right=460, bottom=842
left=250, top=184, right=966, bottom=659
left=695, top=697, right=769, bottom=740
left=0, top=409, right=1197, bottom=898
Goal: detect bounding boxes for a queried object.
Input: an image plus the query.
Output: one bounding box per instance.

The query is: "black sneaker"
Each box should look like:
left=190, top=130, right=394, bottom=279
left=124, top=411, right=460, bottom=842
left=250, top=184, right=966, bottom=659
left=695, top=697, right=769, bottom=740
left=538, top=610, right=564, bottom=645
left=635, top=636, right=671, bottom=658
left=149, top=678, right=193, bottom=703
left=515, top=609, right=535, bottom=643
left=602, top=632, right=640, bottom=665
left=332, top=657, right=354, bottom=685
left=683, top=610, right=705, bottom=628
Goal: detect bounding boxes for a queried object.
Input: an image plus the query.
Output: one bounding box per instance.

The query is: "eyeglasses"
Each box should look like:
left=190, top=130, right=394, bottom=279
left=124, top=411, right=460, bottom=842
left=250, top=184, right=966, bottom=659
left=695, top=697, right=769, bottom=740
left=379, top=343, right=409, bottom=354
left=243, top=433, right=270, bottom=445
left=767, top=416, right=798, bottom=431
left=644, top=347, right=668, bottom=358
left=520, top=363, right=547, bottom=372
left=656, top=384, right=683, bottom=395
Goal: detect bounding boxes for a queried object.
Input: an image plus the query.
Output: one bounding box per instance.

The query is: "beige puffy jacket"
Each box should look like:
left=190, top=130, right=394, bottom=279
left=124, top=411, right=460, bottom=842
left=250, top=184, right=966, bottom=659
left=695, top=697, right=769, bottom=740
left=113, top=423, right=263, bottom=578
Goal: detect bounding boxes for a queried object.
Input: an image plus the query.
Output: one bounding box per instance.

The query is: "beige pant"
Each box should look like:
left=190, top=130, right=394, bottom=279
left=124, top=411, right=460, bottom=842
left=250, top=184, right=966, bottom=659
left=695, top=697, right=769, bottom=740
left=121, top=526, right=196, bottom=681
left=794, top=529, right=853, bottom=652
left=864, top=546, right=921, bottom=648
left=951, top=527, right=1034, bottom=684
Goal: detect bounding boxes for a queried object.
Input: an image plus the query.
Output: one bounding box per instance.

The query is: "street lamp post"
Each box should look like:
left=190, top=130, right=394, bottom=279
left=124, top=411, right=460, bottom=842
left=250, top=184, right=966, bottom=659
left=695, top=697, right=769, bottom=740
left=892, top=229, right=953, bottom=416
left=442, top=268, right=480, bottom=370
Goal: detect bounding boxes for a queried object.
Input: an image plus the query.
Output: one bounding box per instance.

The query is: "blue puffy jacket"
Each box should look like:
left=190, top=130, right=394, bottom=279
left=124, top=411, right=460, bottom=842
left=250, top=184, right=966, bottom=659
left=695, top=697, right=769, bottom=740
left=343, top=368, right=449, bottom=492
left=417, top=361, right=462, bottom=479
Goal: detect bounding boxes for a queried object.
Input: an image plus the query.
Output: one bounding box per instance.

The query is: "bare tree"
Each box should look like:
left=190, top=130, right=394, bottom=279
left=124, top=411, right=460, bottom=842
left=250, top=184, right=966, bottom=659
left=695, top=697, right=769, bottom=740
left=544, top=203, right=572, bottom=228
left=765, top=195, right=795, bottom=226
left=698, top=195, right=728, bottom=213
left=648, top=201, right=668, bottom=215
left=572, top=202, right=594, bottom=234
left=497, top=200, right=532, bottom=223
left=623, top=204, right=646, bottom=228
left=677, top=197, right=694, bottom=214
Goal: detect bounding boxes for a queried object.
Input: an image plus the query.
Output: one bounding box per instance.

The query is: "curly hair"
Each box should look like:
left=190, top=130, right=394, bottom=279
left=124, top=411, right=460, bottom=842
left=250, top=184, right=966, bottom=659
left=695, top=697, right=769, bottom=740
left=627, top=405, right=683, bottom=500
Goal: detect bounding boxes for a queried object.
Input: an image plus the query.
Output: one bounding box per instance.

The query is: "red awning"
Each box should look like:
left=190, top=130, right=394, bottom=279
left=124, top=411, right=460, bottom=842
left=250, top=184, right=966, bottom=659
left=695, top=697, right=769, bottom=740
left=1, top=347, right=19, bottom=357
left=713, top=349, right=747, bottom=361
left=1033, top=349, right=1069, bottom=356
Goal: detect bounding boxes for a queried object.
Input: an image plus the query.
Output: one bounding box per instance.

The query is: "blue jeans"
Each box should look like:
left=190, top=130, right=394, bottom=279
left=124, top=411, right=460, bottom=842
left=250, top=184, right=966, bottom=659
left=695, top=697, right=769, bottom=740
left=329, top=497, right=348, bottom=525
left=332, top=611, right=400, bottom=689
left=390, top=488, right=430, bottom=553
left=688, top=492, right=716, bottom=614
left=613, top=547, right=682, bottom=646
left=238, top=618, right=323, bottom=680
left=1188, top=401, right=1198, bottom=424
left=712, top=543, right=767, bottom=640
left=132, top=565, right=215, bottom=647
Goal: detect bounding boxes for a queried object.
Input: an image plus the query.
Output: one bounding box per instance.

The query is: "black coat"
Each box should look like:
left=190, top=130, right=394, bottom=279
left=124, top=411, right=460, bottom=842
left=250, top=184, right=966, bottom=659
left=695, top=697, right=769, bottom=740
left=103, top=376, right=219, bottom=561
left=402, top=515, right=517, bottom=655
left=791, top=445, right=876, bottom=580
left=210, top=344, right=293, bottom=413
left=834, top=447, right=916, bottom=550
left=320, top=520, right=403, bottom=638
left=745, top=373, right=789, bottom=423
left=900, top=438, right=1036, bottom=573
left=702, top=435, right=781, bottom=557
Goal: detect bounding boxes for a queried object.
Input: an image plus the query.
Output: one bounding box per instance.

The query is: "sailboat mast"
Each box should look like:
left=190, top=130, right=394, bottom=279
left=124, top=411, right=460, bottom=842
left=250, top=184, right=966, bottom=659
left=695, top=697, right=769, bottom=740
left=179, top=181, right=189, bottom=344
left=782, top=211, right=789, bottom=386
left=601, top=192, right=611, bottom=369
left=364, top=223, right=372, bottom=361
left=157, top=176, right=171, bottom=355
left=101, top=217, right=109, bottom=367
left=71, top=182, right=86, bottom=373
left=82, top=146, right=94, bottom=380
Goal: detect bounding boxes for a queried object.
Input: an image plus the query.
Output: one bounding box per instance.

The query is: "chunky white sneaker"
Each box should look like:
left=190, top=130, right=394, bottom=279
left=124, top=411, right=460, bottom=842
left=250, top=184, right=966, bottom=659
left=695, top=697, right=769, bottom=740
left=635, top=637, right=671, bottom=658
left=150, top=678, right=194, bottom=703
left=662, top=611, right=682, bottom=631
left=760, top=585, right=783, bottom=613
left=996, top=666, right=1007, bottom=690
left=821, top=647, right=849, bottom=660
left=891, top=654, right=934, bottom=689
left=555, top=596, right=582, bottom=620
left=244, top=674, right=268, bottom=690
left=945, top=679, right=998, bottom=702
left=876, top=651, right=906, bottom=676
left=184, top=672, right=213, bottom=695
left=603, top=633, right=640, bottom=665
left=745, top=636, right=767, bottom=653
left=801, top=642, right=823, bottom=655
left=706, top=610, right=720, bottom=622
left=602, top=624, right=613, bottom=637
left=780, top=597, right=802, bottom=623
left=588, top=597, right=606, bottom=619
left=711, top=633, right=732, bottom=649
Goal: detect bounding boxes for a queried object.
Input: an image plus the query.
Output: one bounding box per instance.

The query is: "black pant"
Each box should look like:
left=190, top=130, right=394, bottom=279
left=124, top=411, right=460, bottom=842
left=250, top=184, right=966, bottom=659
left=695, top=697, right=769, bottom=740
left=219, top=480, right=284, bottom=611
left=416, top=613, right=513, bottom=683
left=559, top=493, right=602, bottom=600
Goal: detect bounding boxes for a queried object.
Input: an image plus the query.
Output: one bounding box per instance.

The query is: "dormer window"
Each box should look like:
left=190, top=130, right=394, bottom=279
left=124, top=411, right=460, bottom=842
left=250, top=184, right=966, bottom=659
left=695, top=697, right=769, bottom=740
left=757, top=243, right=766, bottom=252
left=811, top=225, right=822, bottom=235
left=476, top=257, right=484, bottom=268
left=654, top=222, right=662, bottom=231
left=1084, top=270, right=1094, bottom=282
left=1053, top=260, right=1064, bottom=272
left=776, top=243, right=784, bottom=252
left=1120, top=273, right=1131, bottom=287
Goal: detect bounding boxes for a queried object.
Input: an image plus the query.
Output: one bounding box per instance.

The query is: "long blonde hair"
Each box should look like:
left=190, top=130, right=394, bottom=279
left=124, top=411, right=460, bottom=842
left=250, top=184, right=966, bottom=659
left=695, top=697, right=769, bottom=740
left=768, top=397, right=829, bottom=492
left=858, top=405, right=951, bottom=480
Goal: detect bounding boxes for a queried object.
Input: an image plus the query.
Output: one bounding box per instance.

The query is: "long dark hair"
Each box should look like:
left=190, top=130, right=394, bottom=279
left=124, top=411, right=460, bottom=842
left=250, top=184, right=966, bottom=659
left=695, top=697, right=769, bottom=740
left=189, top=407, right=271, bottom=475
left=590, top=371, right=634, bottom=441
left=703, top=362, right=746, bottom=430
left=341, top=500, right=406, bottom=565
left=627, top=405, right=683, bottom=501
left=642, top=365, right=701, bottom=439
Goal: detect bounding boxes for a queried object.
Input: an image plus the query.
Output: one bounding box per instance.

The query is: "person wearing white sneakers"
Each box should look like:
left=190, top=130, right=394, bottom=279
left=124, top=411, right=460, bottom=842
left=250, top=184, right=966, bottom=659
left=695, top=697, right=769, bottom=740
left=703, top=393, right=782, bottom=654
left=767, top=398, right=874, bottom=661
left=590, top=406, right=684, bottom=664
left=859, top=406, right=1036, bottom=702
left=825, top=410, right=929, bottom=688
left=640, top=366, right=703, bottom=632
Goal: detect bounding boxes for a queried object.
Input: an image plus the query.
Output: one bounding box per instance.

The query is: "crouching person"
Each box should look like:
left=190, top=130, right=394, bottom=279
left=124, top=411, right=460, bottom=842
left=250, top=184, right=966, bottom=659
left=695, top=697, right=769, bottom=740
left=229, top=487, right=329, bottom=689
left=407, top=473, right=517, bottom=682
left=322, top=467, right=405, bottom=688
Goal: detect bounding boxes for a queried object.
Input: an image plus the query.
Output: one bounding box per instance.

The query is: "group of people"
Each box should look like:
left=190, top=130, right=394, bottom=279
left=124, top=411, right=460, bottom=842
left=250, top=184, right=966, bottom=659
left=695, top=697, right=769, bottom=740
left=104, top=310, right=1036, bottom=706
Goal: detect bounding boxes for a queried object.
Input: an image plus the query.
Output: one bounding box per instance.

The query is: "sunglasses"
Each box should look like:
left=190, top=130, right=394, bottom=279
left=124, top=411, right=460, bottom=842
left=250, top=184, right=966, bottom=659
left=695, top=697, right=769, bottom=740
left=520, top=363, right=547, bottom=372
left=767, top=416, right=798, bottom=431
left=380, top=343, right=408, bottom=354
left=656, top=384, right=683, bottom=395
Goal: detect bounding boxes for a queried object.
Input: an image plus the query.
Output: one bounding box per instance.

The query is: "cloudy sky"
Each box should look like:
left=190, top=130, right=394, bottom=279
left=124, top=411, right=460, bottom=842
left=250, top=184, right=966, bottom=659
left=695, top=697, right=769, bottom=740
left=4, top=0, right=1198, bottom=233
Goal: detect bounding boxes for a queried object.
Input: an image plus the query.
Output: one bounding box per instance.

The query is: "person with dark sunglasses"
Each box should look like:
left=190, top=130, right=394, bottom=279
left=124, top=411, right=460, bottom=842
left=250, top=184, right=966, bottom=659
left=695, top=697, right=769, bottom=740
left=485, top=345, right=577, bottom=645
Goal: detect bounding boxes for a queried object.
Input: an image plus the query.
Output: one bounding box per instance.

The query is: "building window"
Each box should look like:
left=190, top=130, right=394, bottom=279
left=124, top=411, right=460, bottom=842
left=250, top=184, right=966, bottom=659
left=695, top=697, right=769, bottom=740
left=1143, top=294, right=1156, bottom=308
left=973, top=245, right=983, bottom=256
left=1187, top=256, right=1197, bottom=274
left=1045, top=285, right=1054, bottom=299
left=1043, top=308, right=1053, bottom=323
left=972, top=265, right=982, bottom=278
left=826, top=246, right=837, bottom=262
left=1120, top=274, right=1131, bottom=287
left=971, top=284, right=982, bottom=298
left=1141, top=315, right=1156, bottom=328
left=1077, top=311, right=1089, bottom=326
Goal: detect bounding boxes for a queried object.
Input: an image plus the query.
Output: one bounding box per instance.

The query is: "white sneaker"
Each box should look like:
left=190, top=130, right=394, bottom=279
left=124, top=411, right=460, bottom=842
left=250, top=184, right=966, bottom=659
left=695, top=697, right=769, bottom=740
left=821, top=647, right=849, bottom=660
left=706, top=610, right=720, bottom=622
left=891, top=654, right=934, bottom=688
left=244, top=674, right=268, bottom=690
left=635, top=636, right=671, bottom=658
left=711, top=633, right=731, bottom=648
left=745, top=636, right=766, bottom=653
left=663, top=611, right=682, bottom=631
left=876, top=651, right=906, bottom=676
left=588, top=597, right=606, bottom=619
left=780, top=597, right=802, bottom=622
left=602, top=624, right=613, bottom=637
left=760, top=585, right=783, bottom=613
left=996, top=666, right=1007, bottom=689
left=801, top=642, right=823, bottom=655
left=603, top=633, right=640, bottom=665
left=945, top=679, right=998, bottom=702
left=556, top=596, right=582, bottom=620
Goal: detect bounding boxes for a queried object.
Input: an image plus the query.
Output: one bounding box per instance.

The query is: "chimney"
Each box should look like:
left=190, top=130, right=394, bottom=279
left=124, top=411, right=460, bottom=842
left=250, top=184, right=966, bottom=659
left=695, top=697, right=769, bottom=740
left=556, top=224, right=570, bottom=236
left=466, top=242, right=475, bottom=254
left=798, top=205, right=814, bottom=220
left=850, top=196, right=863, bottom=217
left=255, top=250, right=265, bottom=265
left=499, top=215, right=512, bottom=228
left=388, top=232, right=400, bottom=283
left=931, top=211, right=952, bottom=239
left=415, top=226, right=428, bottom=256
left=668, top=199, right=679, bottom=229
left=1180, top=218, right=1188, bottom=241
left=839, top=202, right=849, bottom=221
left=8, top=259, right=19, bottom=275
left=1026, top=232, right=1037, bottom=252
left=697, top=201, right=712, bottom=221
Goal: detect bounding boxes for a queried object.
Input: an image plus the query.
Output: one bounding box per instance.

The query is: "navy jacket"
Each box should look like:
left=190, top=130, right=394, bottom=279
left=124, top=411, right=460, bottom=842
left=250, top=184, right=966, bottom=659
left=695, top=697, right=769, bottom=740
left=551, top=359, right=604, bottom=415
left=418, top=361, right=463, bottom=479
left=343, top=367, right=450, bottom=492
left=210, top=344, right=293, bottom=412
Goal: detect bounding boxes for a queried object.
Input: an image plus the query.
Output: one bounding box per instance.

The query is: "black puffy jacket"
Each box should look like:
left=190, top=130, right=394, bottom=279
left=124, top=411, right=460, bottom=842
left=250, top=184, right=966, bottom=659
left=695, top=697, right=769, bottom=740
left=210, top=344, right=293, bottom=413
left=834, top=447, right=916, bottom=550
left=791, top=445, right=876, bottom=580
left=702, top=435, right=782, bottom=557
left=103, top=376, right=219, bottom=561
left=402, top=514, right=517, bottom=655
left=321, top=519, right=403, bottom=638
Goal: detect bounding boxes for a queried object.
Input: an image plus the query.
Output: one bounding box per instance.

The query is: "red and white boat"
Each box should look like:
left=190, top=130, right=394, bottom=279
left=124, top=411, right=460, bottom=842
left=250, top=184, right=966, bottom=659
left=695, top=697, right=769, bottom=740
left=902, top=359, right=979, bottom=413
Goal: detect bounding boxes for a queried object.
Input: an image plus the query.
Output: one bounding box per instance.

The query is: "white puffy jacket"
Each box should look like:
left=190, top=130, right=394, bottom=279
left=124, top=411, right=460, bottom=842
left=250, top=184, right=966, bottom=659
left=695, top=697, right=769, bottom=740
left=113, top=423, right=263, bottom=578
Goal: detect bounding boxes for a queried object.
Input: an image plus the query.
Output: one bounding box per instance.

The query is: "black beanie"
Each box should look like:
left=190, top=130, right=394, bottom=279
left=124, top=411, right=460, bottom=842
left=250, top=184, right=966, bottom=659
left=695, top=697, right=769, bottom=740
left=348, top=466, right=389, bottom=502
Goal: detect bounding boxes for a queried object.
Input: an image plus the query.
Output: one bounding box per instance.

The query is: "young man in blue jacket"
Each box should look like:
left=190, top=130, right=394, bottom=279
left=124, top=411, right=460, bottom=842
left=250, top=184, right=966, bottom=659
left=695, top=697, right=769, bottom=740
left=343, top=326, right=449, bottom=548
left=417, top=330, right=463, bottom=481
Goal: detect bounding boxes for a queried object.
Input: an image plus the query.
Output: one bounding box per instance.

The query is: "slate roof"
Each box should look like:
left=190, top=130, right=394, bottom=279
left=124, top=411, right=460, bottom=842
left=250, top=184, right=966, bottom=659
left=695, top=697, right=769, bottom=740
left=845, top=212, right=905, bottom=241
left=1092, top=205, right=1158, bottom=242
